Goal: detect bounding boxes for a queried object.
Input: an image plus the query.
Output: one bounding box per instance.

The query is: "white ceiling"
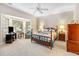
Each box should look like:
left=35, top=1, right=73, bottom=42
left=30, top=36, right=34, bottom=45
left=6, top=3, right=76, bottom=17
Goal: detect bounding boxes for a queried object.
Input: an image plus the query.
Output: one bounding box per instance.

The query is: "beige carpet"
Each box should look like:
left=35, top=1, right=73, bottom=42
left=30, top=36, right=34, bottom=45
left=0, top=39, right=78, bottom=56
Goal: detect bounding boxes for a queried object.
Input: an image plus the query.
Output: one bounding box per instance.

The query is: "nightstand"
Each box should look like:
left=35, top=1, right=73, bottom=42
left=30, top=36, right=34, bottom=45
left=58, top=33, right=65, bottom=41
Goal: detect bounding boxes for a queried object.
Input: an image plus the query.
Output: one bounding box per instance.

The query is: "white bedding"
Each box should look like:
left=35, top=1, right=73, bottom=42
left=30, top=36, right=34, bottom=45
left=37, top=33, right=50, bottom=37
left=33, top=31, right=57, bottom=41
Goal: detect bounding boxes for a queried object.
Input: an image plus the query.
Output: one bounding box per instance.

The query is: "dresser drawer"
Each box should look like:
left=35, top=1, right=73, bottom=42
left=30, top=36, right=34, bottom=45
left=67, top=41, right=79, bottom=54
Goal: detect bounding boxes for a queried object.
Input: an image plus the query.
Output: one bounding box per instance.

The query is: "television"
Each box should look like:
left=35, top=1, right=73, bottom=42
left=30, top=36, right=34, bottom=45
left=8, top=27, right=14, bottom=33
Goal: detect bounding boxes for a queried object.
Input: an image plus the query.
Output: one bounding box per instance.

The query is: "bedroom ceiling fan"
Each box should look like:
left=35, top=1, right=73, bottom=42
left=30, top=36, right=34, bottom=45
left=30, top=3, right=48, bottom=15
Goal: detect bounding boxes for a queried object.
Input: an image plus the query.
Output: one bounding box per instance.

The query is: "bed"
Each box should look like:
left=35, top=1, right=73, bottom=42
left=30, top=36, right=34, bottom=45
left=31, top=28, right=58, bottom=49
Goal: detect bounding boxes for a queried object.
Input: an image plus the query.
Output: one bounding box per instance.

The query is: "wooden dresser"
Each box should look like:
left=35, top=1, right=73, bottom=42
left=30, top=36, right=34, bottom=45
left=67, top=24, right=79, bottom=54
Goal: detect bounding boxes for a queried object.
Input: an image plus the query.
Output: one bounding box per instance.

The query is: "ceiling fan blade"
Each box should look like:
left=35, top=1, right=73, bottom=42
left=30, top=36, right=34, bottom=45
left=40, top=8, right=48, bottom=10
left=38, top=9, right=43, bottom=14
left=30, top=8, right=35, bottom=9
left=33, top=8, right=37, bottom=15
left=8, top=3, right=13, bottom=5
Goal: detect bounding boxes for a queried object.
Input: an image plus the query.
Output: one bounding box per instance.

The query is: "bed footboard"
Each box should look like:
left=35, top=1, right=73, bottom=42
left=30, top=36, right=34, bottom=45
left=31, top=34, right=53, bottom=49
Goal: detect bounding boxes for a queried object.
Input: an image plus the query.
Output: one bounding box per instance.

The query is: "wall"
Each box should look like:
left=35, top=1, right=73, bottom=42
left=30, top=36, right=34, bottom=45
left=0, top=4, right=37, bottom=45
left=0, top=14, right=32, bottom=45
left=0, top=14, right=1, bottom=45
left=31, top=17, right=38, bottom=33
left=36, top=4, right=79, bottom=41
left=0, top=15, right=9, bottom=45
left=0, top=4, right=34, bottom=19
left=74, top=4, right=79, bottom=20
left=0, top=4, right=37, bottom=33
left=37, top=4, right=79, bottom=28
left=38, top=11, right=73, bottom=41
left=38, top=11, right=73, bottom=28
